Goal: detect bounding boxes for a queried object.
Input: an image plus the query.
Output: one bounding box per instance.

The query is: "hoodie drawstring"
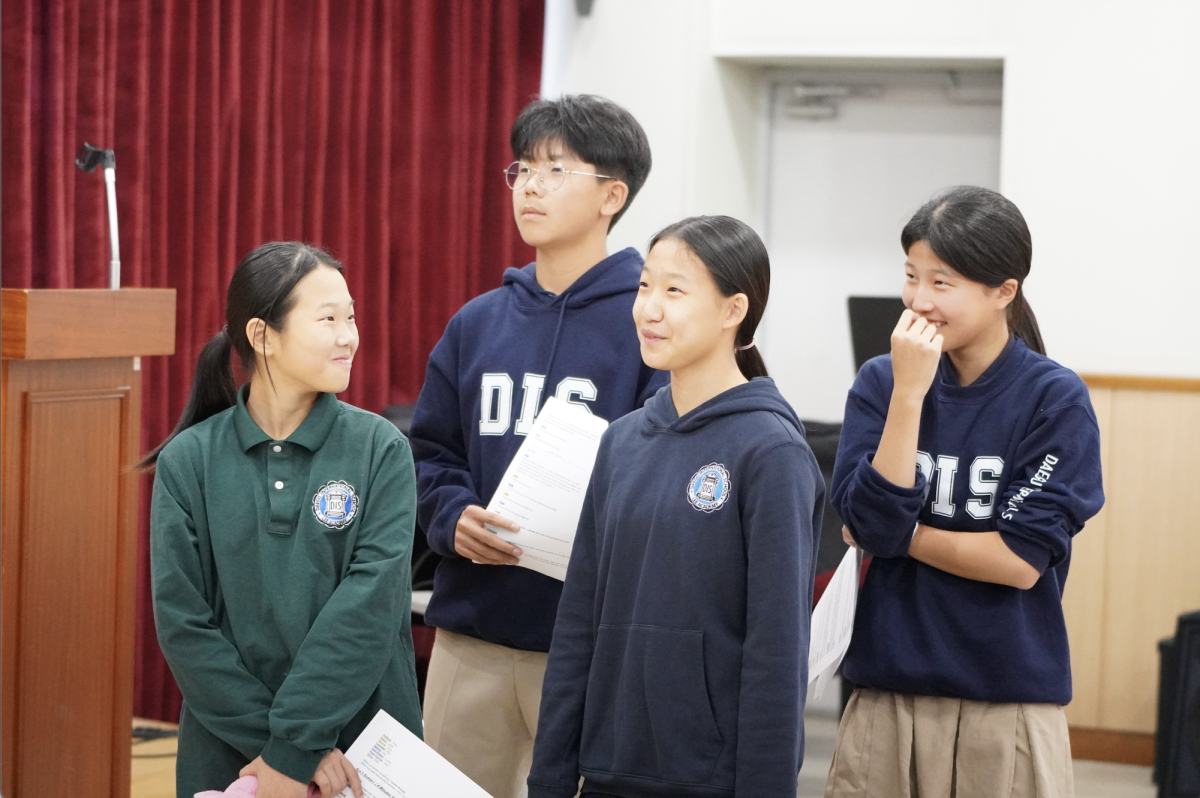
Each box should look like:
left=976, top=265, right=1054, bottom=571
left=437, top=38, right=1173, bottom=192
left=543, top=292, right=570, bottom=378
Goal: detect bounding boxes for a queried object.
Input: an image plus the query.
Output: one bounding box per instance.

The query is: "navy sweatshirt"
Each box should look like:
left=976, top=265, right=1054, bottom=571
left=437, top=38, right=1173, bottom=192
left=528, top=379, right=823, bottom=798
left=832, top=337, right=1104, bottom=705
left=409, top=248, right=666, bottom=652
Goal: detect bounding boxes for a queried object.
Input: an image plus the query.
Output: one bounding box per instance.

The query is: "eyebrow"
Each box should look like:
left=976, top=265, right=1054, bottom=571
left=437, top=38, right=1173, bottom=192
left=904, top=260, right=952, bottom=276
left=316, top=300, right=354, bottom=309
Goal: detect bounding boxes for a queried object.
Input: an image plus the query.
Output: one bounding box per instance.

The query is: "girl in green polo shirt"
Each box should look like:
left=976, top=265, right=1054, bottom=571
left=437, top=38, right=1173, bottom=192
left=144, top=242, right=422, bottom=798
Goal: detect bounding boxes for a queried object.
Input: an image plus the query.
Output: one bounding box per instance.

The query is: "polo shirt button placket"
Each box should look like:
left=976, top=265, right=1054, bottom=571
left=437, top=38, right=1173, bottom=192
left=267, top=441, right=295, bottom=535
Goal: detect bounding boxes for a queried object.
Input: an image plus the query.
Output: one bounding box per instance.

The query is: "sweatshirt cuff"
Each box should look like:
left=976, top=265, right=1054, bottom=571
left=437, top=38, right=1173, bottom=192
left=527, top=782, right=579, bottom=798
left=997, top=529, right=1051, bottom=574
left=860, top=453, right=929, bottom=502
left=260, top=734, right=325, bottom=786
left=851, top=456, right=927, bottom=557
left=428, top=497, right=476, bottom=558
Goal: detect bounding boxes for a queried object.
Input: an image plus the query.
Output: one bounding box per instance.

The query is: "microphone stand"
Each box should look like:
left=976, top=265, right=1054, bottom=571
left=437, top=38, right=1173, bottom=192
left=74, top=143, right=121, bottom=289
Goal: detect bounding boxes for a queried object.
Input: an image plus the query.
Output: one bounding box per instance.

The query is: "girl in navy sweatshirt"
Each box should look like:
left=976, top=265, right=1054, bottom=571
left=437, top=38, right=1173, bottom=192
left=528, top=216, right=824, bottom=798
left=827, top=187, right=1104, bottom=797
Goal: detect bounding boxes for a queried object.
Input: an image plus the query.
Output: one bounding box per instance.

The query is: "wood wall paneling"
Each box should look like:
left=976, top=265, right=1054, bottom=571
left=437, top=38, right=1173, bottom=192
left=1068, top=727, right=1156, bottom=767
left=1064, top=378, right=1200, bottom=763
left=1097, top=389, right=1200, bottom=734
left=1079, top=374, right=1200, bottom=394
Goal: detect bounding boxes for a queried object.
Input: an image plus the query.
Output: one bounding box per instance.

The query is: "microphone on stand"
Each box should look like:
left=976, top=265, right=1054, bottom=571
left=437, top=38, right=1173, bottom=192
left=75, top=142, right=120, bottom=290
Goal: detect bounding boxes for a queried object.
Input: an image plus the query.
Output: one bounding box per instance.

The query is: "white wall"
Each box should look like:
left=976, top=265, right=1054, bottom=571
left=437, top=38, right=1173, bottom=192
left=764, top=73, right=1003, bottom=419
left=544, top=0, right=1200, bottom=391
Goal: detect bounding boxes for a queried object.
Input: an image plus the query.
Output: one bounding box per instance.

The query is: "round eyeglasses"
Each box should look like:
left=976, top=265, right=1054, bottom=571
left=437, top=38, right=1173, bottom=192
left=504, top=161, right=616, bottom=191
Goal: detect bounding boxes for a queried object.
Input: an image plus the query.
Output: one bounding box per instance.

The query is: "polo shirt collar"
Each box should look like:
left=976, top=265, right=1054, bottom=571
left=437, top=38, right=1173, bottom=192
left=232, top=383, right=340, bottom=452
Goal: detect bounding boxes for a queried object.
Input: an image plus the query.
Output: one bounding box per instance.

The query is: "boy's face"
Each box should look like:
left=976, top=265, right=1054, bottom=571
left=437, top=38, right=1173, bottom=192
left=511, top=143, right=624, bottom=250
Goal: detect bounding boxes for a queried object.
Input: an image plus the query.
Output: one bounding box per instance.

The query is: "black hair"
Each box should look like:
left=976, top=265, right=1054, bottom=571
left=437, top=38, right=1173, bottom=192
left=901, top=185, right=1045, bottom=355
left=510, top=94, right=652, bottom=229
left=139, top=242, right=344, bottom=468
left=649, top=216, right=770, bottom=380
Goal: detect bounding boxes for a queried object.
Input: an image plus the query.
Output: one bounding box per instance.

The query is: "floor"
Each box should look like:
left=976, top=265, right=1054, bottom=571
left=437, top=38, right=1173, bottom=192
left=131, top=717, right=179, bottom=798
left=132, top=714, right=1158, bottom=798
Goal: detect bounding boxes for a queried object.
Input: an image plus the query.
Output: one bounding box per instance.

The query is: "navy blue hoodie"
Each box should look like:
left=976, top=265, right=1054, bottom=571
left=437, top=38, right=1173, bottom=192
left=832, top=337, right=1104, bottom=704
left=409, top=248, right=666, bottom=652
left=528, top=379, right=823, bottom=798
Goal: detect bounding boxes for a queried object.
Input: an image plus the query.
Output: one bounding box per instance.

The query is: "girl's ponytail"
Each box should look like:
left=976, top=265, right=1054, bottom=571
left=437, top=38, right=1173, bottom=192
left=139, top=242, right=344, bottom=470
left=1007, top=289, right=1045, bottom=356
left=735, top=340, right=769, bottom=381
left=650, top=216, right=772, bottom=381
left=139, top=329, right=237, bottom=468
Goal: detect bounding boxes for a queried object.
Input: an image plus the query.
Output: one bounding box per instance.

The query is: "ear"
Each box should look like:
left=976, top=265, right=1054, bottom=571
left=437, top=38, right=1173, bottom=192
left=245, top=318, right=272, bottom=360
left=722, top=293, right=749, bottom=331
left=995, top=278, right=1019, bottom=309
left=599, top=180, right=630, bottom=222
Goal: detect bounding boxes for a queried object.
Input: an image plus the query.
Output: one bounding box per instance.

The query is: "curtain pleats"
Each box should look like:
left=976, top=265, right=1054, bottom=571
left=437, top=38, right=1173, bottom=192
left=2, top=0, right=543, bottom=720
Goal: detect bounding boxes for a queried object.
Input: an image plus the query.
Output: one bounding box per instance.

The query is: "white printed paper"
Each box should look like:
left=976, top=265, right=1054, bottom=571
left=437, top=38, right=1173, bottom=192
left=807, top=546, right=863, bottom=698
left=337, top=710, right=489, bottom=798
left=486, top=397, right=609, bottom=581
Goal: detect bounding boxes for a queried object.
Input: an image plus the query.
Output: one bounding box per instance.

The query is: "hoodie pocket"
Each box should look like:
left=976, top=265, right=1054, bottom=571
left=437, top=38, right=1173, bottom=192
left=580, top=624, right=724, bottom=785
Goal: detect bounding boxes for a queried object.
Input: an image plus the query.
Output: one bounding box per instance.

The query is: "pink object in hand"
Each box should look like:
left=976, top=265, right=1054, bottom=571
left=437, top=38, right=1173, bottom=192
left=194, top=775, right=322, bottom=798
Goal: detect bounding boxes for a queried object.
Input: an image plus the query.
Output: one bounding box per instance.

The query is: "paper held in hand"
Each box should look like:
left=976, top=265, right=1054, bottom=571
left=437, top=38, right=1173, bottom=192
left=485, top=397, right=609, bottom=581
left=808, top=545, right=864, bottom=699
left=336, top=709, right=488, bottom=797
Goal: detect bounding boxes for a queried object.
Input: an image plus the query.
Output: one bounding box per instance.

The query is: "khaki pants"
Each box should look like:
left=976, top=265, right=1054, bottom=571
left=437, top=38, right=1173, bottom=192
left=423, top=629, right=549, bottom=798
left=825, top=688, right=1074, bottom=798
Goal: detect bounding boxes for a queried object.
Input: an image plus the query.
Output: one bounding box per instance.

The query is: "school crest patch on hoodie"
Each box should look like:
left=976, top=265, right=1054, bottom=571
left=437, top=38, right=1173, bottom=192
left=687, top=463, right=731, bottom=513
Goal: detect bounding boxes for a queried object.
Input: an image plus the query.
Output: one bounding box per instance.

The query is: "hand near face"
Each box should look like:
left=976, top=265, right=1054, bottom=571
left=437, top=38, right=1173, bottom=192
left=890, top=309, right=943, bottom=399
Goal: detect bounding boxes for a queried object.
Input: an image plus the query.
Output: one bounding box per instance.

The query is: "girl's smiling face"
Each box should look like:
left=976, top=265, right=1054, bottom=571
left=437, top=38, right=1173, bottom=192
left=633, top=237, right=745, bottom=373
left=257, top=264, right=359, bottom=395
left=902, top=239, right=1016, bottom=354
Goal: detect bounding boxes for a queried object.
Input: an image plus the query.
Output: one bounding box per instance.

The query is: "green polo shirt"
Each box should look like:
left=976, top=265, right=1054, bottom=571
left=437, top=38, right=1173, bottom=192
left=151, top=385, right=422, bottom=787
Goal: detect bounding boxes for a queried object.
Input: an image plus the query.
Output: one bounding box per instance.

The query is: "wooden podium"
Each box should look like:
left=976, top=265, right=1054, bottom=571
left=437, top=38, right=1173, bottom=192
left=2, top=288, right=176, bottom=798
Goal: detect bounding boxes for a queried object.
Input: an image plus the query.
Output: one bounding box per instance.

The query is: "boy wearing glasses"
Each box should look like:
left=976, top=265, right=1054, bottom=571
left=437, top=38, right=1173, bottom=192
left=408, top=94, right=661, bottom=798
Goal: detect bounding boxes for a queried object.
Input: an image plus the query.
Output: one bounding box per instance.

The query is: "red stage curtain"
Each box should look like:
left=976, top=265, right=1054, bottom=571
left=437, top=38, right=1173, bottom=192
left=2, top=0, right=542, bottom=721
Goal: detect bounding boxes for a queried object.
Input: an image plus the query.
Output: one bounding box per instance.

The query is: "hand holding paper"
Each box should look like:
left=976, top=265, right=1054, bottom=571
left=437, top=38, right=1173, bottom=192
left=454, top=504, right=522, bottom=565
left=485, top=397, right=608, bottom=581
left=337, top=711, right=489, bottom=798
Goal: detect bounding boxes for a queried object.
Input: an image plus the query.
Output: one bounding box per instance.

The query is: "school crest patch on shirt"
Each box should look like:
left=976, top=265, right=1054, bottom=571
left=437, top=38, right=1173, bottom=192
left=687, top=463, right=731, bottom=513
left=312, top=480, right=359, bottom=529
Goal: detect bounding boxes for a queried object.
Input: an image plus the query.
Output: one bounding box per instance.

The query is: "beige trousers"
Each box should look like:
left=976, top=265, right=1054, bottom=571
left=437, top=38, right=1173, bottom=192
left=423, top=629, right=549, bottom=798
left=825, top=688, right=1074, bottom=798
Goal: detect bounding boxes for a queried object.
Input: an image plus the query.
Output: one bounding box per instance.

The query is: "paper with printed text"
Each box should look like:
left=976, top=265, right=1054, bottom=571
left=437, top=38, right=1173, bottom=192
left=808, top=545, right=863, bottom=698
left=336, top=710, right=489, bottom=798
left=486, top=397, right=609, bottom=581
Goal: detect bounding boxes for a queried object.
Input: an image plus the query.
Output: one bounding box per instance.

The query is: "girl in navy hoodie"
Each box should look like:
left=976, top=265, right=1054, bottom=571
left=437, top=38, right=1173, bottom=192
left=827, top=187, right=1104, bottom=797
left=528, top=216, right=824, bottom=798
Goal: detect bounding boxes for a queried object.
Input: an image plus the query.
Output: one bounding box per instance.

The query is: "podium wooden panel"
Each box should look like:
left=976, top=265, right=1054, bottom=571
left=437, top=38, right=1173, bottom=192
left=2, top=289, right=176, bottom=798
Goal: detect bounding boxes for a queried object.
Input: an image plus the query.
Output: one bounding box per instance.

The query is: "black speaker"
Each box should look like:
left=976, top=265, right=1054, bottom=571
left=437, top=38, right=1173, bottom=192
left=847, top=296, right=906, bottom=372
left=1157, top=610, right=1200, bottom=797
